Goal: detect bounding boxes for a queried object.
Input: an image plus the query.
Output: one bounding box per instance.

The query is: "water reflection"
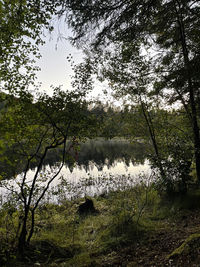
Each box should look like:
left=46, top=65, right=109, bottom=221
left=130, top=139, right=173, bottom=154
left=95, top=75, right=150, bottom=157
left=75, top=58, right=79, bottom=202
left=46, top=138, right=147, bottom=170
left=0, top=139, right=150, bottom=203
left=49, top=158, right=151, bottom=201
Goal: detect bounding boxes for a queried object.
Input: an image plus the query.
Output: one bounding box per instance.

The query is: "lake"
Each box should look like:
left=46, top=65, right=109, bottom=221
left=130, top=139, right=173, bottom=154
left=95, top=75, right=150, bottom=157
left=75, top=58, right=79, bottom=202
left=0, top=139, right=151, bottom=204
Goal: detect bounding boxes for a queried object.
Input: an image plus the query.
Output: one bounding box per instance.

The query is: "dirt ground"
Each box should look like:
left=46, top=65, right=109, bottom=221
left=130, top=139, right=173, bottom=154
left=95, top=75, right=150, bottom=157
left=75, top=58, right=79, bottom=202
left=102, top=210, right=200, bottom=267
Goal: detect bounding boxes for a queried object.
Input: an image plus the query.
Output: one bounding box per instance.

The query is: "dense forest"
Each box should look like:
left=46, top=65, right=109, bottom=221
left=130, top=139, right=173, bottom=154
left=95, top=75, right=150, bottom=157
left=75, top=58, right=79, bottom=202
left=0, top=1, right=200, bottom=266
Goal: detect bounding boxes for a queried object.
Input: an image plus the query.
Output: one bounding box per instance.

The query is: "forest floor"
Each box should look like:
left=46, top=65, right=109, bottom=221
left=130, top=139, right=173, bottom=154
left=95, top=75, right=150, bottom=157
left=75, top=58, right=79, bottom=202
left=2, top=187, right=200, bottom=267
left=106, top=210, right=200, bottom=266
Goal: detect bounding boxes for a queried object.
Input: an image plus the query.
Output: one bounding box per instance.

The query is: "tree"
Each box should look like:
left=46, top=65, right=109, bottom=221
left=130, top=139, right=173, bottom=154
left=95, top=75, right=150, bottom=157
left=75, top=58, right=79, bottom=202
left=0, top=0, right=61, bottom=182
left=0, top=87, right=97, bottom=254
left=0, top=0, right=59, bottom=93
left=60, top=0, right=200, bottom=182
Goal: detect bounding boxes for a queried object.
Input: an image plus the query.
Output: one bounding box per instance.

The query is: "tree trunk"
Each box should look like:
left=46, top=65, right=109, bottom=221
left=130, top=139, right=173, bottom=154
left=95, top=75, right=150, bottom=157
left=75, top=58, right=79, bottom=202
left=174, top=0, right=200, bottom=183
left=27, top=209, right=35, bottom=244
left=140, top=101, right=166, bottom=180
left=18, top=209, right=29, bottom=255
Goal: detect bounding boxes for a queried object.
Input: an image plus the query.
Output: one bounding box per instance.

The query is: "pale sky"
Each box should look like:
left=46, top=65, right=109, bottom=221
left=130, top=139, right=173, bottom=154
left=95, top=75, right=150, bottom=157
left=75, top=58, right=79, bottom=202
left=36, top=20, right=83, bottom=95
left=35, top=19, right=120, bottom=105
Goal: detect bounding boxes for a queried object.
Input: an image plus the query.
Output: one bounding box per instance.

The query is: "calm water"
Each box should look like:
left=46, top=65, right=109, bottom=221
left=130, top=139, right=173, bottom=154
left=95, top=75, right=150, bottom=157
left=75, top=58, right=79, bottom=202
left=0, top=139, right=151, bottom=203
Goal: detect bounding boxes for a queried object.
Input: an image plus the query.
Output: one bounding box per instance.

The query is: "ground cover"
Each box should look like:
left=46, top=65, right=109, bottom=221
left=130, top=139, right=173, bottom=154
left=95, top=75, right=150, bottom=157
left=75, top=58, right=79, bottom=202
left=1, top=186, right=200, bottom=266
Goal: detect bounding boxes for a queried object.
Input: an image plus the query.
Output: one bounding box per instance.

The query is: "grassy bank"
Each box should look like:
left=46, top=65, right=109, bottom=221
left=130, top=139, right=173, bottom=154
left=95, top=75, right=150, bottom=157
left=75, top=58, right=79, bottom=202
left=1, top=184, right=200, bottom=266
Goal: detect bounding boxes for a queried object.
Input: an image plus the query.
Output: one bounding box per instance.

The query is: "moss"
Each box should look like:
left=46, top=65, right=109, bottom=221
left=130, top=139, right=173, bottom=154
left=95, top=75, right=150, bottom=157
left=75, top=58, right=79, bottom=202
left=64, top=252, right=92, bottom=267
left=167, top=233, right=200, bottom=259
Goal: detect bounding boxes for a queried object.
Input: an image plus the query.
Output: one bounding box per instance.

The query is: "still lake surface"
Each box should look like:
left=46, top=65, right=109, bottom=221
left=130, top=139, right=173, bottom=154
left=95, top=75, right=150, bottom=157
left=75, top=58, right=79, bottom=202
left=0, top=139, right=151, bottom=203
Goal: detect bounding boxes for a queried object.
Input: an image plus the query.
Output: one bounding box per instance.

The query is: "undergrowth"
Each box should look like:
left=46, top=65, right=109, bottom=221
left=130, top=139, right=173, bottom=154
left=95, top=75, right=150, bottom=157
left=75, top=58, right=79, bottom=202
left=1, top=184, right=200, bottom=266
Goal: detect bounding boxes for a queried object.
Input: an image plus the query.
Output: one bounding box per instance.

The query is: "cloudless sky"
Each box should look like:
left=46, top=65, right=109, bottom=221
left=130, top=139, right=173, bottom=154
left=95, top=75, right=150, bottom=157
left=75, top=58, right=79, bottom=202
left=36, top=19, right=83, bottom=95
left=36, top=19, right=119, bottom=105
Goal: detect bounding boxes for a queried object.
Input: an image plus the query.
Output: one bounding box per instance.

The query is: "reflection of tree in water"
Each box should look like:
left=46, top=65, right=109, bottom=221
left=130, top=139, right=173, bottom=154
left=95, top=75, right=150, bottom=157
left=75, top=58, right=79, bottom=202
left=76, top=139, right=147, bottom=169
left=46, top=139, right=147, bottom=170
left=3, top=139, right=147, bottom=179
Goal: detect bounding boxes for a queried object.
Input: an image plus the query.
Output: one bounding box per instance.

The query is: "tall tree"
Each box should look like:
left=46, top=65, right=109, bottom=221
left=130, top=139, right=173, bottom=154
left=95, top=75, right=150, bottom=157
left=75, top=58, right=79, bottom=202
left=60, top=0, right=200, bottom=182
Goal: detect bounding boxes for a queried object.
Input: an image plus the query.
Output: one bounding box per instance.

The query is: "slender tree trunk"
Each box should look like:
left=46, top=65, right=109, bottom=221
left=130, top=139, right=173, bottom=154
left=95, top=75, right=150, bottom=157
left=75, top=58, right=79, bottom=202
left=140, top=100, right=166, bottom=180
left=198, top=91, right=200, bottom=117
left=174, top=0, right=200, bottom=182
left=18, top=208, right=29, bottom=255
left=27, top=209, right=35, bottom=244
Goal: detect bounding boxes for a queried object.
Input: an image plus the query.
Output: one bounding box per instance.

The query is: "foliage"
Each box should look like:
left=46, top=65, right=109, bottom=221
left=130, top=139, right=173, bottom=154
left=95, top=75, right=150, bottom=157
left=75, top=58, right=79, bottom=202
left=0, top=0, right=60, bottom=93
left=1, top=0, right=200, bottom=264
left=0, top=86, right=97, bottom=254
left=60, top=0, right=200, bottom=184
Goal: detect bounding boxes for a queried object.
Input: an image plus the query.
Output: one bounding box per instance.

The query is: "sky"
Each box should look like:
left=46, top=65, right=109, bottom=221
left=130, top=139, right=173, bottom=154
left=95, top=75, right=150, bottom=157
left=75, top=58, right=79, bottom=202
left=36, top=20, right=83, bottom=95
left=35, top=18, right=117, bottom=105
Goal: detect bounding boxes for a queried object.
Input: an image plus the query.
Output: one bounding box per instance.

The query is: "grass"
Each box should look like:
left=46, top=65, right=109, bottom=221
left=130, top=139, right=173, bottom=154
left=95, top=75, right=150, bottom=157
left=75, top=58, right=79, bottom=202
left=1, top=184, right=200, bottom=266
